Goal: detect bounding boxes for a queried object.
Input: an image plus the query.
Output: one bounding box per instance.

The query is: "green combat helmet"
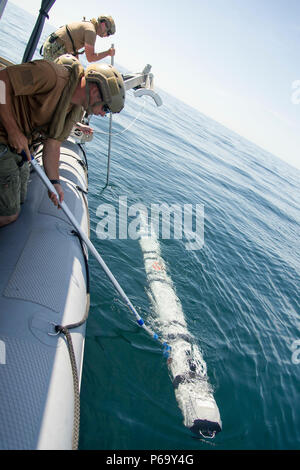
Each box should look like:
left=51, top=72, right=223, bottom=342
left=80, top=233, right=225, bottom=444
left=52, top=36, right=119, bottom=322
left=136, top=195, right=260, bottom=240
left=85, top=63, right=125, bottom=114
left=97, top=16, right=116, bottom=35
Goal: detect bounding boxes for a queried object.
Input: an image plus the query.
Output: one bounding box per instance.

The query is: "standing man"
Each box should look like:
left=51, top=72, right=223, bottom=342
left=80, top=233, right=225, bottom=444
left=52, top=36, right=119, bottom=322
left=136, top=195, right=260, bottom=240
left=0, top=55, right=125, bottom=227
left=42, top=16, right=116, bottom=63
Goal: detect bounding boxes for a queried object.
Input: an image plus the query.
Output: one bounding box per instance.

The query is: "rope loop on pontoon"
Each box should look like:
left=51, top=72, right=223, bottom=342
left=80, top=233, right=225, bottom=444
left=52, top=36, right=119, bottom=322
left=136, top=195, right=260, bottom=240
left=55, top=324, right=80, bottom=450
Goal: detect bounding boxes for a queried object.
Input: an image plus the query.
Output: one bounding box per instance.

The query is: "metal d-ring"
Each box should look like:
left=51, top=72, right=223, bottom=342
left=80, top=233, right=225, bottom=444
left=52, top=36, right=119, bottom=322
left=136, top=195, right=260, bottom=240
left=199, top=430, right=216, bottom=439
left=48, top=322, right=60, bottom=336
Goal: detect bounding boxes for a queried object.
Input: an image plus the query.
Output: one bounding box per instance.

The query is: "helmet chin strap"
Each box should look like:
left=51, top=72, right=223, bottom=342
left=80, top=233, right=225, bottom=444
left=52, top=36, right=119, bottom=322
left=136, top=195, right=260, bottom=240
left=84, top=81, right=93, bottom=115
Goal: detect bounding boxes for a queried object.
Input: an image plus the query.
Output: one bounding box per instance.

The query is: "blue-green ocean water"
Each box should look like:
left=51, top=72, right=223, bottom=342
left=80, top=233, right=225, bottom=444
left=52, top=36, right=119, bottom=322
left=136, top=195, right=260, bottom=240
left=1, top=2, right=299, bottom=451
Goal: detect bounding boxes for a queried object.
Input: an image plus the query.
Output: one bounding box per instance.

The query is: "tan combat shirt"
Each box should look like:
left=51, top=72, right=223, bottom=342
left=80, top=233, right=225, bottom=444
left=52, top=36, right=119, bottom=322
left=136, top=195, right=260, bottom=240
left=0, top=60, right=75, bottom=145
left=55, top=21, right=97, bottom=54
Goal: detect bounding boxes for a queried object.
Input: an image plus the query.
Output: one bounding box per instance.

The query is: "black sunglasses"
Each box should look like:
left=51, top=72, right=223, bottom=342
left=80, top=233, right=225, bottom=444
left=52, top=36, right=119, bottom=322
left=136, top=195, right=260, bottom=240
left=104, top=21, right=112, bottom=36
left=103, top=104, right=110, bottom=114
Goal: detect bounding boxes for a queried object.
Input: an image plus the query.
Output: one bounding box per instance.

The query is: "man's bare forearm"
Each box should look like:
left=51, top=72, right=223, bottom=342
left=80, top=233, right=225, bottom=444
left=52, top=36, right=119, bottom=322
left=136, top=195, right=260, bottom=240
left=42, top=138, right=61, bottom=179
left=85, top=44, right=115, bottom=63
left=42, top=137, right=64, bottom=206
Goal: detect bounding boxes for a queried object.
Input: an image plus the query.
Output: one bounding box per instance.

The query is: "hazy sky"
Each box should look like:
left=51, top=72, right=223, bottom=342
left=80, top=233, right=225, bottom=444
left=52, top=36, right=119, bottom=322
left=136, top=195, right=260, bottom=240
left=3, top=0, right=300, bottom=170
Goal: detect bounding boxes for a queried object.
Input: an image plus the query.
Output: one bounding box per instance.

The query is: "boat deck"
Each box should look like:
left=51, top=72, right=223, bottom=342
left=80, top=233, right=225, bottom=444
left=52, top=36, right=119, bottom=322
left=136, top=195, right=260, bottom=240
left=0, top=140, right=90, bottom=449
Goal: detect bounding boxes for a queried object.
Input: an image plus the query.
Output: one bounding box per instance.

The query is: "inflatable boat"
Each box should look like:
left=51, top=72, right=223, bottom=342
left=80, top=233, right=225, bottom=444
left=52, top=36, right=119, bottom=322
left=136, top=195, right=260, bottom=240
left=0, top=138, right=90, bottom=449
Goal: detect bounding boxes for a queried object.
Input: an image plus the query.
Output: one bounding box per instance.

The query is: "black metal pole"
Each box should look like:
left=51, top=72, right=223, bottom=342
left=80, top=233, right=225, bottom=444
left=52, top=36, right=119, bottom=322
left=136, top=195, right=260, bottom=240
left=22, top=0, right=56, bottom=63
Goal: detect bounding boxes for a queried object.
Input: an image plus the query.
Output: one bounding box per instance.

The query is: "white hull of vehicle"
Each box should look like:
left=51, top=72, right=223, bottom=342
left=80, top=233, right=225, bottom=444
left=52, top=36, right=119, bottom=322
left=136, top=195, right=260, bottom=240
left=0, top=139, right=89, bottom=449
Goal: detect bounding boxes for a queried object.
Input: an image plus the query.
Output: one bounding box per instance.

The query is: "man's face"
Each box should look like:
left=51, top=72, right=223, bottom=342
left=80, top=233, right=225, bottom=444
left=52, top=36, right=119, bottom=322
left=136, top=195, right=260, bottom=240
left=89, top=84, right=109, bottom=116
left=98, top=21, right=109, bottom=38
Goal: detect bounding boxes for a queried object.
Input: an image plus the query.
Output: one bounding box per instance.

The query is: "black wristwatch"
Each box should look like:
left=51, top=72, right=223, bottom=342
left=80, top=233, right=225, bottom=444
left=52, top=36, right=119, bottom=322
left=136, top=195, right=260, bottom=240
left=50, top=179, right=61, bottom=185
